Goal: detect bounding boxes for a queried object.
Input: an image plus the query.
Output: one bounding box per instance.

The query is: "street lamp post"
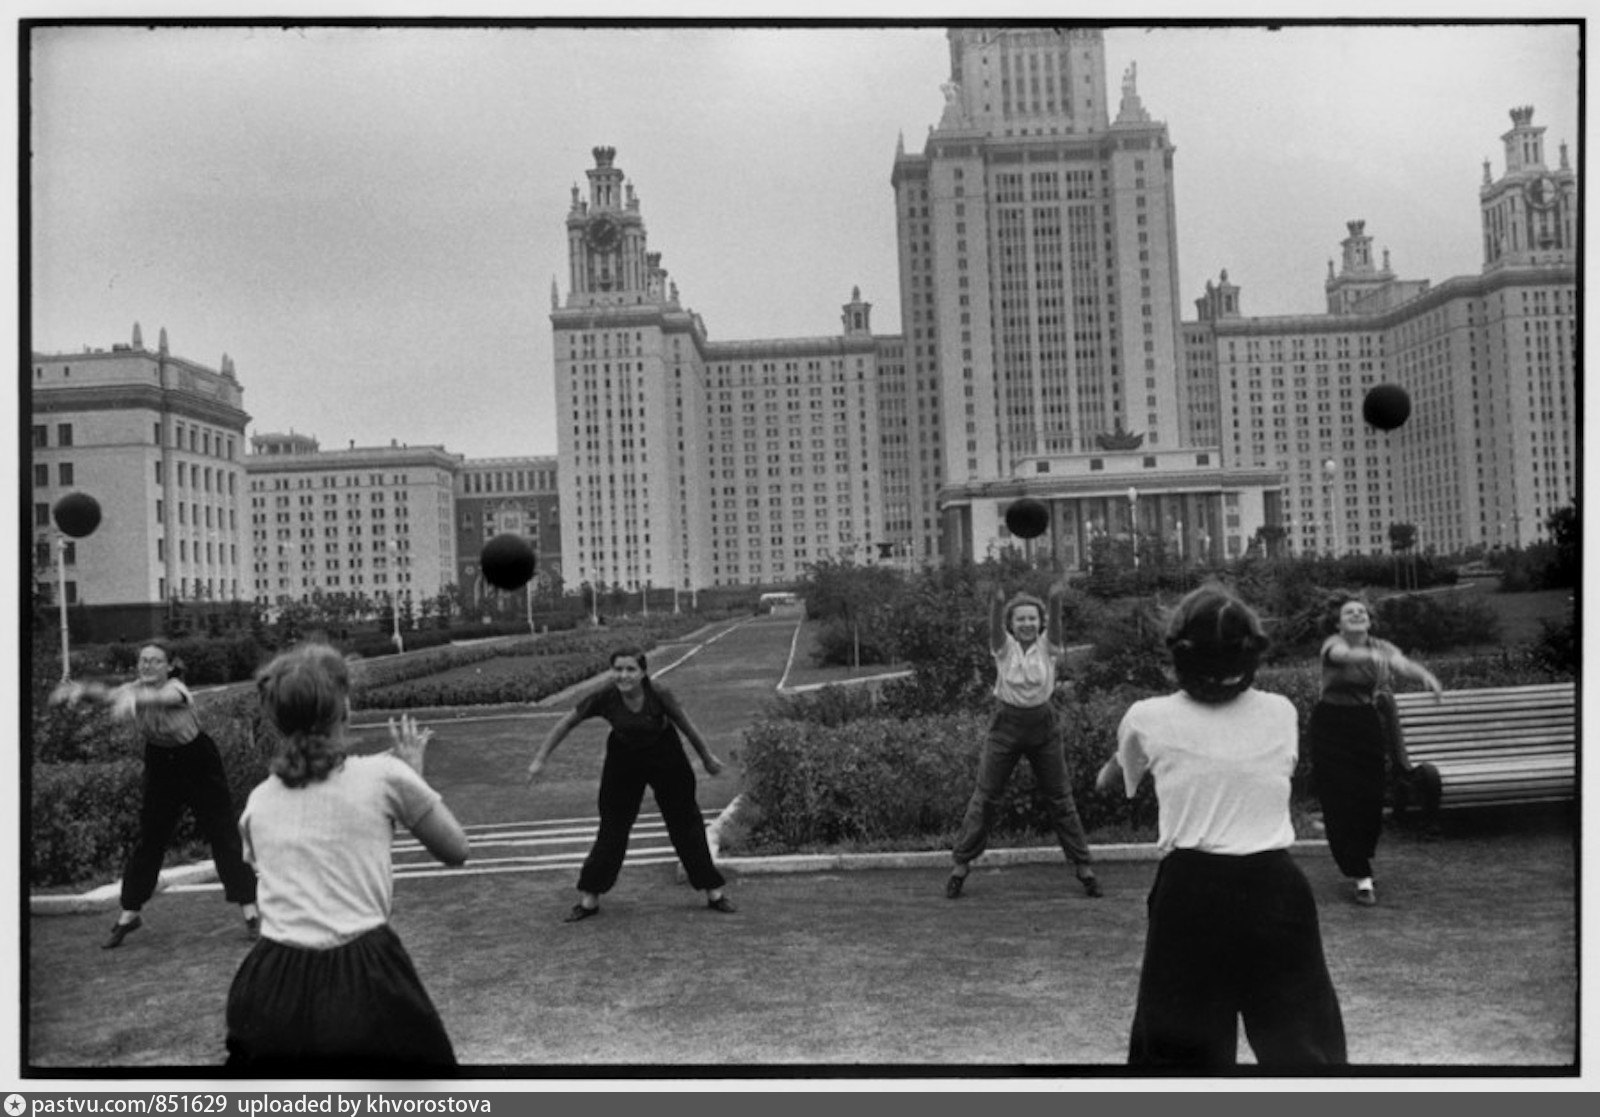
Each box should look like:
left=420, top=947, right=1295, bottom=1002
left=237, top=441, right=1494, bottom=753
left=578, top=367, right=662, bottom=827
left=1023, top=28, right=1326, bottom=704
left=55, top=535, right=71, bottom=683
left=387, top=539, right=404, bottom=653
left=1126, top=487, right=1140, bottom=572
left=1322, top=459, right=1338, bottom=557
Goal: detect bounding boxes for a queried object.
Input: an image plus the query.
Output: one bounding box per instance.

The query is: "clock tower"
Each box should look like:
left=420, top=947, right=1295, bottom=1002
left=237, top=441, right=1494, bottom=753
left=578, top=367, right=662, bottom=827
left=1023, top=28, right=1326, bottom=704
left=1479, top=105, right=1575, bottom=269
left=565, top=145, right=654, bottom=305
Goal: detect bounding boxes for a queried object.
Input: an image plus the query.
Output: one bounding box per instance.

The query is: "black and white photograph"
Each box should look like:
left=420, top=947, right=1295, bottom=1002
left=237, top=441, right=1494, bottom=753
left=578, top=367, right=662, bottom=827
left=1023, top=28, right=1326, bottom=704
left=14, top=5, right=1584, bottom=1089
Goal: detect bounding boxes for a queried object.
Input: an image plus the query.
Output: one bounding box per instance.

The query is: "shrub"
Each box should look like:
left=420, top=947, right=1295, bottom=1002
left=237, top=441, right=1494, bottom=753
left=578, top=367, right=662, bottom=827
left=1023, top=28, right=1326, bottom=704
left=761, top=684, right=884, bottom=728
left=736, top=695, right=1157, bottom=854
left=810, top=616, right=893, bottom=668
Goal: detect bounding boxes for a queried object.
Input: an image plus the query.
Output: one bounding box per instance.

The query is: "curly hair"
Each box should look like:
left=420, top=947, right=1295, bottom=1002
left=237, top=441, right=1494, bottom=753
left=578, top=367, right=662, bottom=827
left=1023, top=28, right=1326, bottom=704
left=1323, top=590, right=1373, bottom=635
left=257, top=642, right=350, bottom=789
left=1003, top=593, right=1048, bottom=637
left=1164, top=584, right=1270, bottom=705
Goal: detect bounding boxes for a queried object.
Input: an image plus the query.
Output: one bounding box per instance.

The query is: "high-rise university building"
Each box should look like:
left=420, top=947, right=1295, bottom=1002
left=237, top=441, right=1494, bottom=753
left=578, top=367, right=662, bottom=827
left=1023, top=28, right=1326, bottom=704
left=895, top=28, right=1278, bottom=566
left=1187, top=106, right=1576, bottom=556
left=552, top=147, right=890, bottom=592
left=29, top=325, right=251, bottom=634
left=559, top=29, right=1572, bottom=584
left=246, top=433, right=462, bottom=610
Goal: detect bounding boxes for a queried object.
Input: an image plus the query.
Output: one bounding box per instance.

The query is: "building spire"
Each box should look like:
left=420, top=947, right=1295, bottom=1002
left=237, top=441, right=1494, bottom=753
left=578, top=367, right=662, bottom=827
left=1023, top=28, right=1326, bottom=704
left=1113, top=61, right=1151, bottom=125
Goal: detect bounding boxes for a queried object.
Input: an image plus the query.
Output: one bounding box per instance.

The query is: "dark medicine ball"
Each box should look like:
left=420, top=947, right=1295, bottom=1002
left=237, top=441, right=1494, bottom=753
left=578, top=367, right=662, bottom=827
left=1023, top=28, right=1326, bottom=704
left=1362, top=383, right=1411, bottom=431
left=52, top=491, right=103, bottom=538
left=1004, top=497, right=1050, bottom=540
left=479, top=533, right=536, bottom=590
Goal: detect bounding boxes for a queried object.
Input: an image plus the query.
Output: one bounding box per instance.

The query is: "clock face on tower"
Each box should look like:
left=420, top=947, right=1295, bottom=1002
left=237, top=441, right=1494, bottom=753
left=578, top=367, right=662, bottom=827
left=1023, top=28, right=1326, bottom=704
left=586, top=215, right=621, bottom=251
left=1529, top=176, right=1560, bottom=209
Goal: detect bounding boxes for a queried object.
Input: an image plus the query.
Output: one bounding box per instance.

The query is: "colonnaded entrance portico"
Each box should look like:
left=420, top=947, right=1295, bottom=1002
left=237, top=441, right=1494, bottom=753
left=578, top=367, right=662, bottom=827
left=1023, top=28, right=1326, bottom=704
left=938, top=447, right=1284, bottom=572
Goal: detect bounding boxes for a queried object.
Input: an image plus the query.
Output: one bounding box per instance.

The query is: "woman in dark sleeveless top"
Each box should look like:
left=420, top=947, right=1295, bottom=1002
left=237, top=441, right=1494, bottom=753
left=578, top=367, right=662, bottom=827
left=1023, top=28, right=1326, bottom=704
left=527, top=646, right=733, bottom=922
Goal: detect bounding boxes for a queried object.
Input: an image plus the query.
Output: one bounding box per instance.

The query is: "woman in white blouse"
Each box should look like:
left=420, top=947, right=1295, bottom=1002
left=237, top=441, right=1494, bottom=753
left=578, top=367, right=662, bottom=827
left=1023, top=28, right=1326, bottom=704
left=946, top=582, right=1100, bottom=900
left=1097, top=584, right=1346, bottom=1069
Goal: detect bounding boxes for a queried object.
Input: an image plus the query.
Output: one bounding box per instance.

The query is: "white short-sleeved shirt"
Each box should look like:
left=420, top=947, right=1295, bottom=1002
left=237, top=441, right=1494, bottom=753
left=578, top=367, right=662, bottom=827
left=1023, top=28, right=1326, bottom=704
left=1116, top=689, right=1298, bottom=856
left=993, top=634, right=1058, bottom=708
left=240, top=754, right=443, bottom=949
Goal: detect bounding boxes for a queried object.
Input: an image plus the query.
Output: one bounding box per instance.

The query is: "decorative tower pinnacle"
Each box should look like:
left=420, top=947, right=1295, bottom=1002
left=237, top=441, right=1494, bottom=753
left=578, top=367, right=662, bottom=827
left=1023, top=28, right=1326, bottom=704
left=1113, top=62, right=1151, bottom=125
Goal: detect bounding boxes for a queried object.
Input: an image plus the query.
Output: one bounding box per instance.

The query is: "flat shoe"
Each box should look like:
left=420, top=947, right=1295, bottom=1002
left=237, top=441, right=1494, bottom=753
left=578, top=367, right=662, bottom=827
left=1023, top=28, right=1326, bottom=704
left=102, top=916, right=142, bottom=950
left=563, top=903, right=600, bottom=923
left=945, top=872, right=966, bottom=899
left=706, top=896, right=737, bottom=914
left=1354, top=884, right=1377, bottom=906
left=1078, top=874, right=1103, bottom=898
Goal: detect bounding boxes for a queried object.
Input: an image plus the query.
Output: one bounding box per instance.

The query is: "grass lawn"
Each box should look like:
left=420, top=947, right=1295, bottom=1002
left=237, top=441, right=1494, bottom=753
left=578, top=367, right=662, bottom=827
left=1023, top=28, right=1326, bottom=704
left=27, top=804, right=1574, bottom=1072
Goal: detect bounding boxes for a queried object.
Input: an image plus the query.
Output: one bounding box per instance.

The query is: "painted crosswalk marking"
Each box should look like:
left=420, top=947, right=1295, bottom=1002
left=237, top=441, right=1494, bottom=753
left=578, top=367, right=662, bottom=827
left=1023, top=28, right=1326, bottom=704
left=163, top=812, right=710, bottom=892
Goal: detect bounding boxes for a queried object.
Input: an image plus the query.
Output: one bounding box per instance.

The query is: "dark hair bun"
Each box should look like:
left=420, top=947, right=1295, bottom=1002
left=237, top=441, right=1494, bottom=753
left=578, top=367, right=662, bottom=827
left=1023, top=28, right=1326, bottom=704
left=1165, top=585, right=1268, bottom=704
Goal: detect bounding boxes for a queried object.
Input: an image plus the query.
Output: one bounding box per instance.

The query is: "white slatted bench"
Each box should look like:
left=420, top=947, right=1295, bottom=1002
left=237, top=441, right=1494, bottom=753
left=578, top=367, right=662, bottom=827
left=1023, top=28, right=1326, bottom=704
left=1391, top=682, right=1576, bottom=809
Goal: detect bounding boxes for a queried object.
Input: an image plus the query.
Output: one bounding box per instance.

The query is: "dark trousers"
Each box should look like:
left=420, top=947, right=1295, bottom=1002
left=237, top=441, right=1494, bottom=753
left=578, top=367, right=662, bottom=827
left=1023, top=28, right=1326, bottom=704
left=952, top=702, right=1093, bottom=868
left=121, top=733, right=258, bottom=911
left=576, top=743, right=726, bottom=895
left=1309, top=702, right=1387, bottom=879
left=1129, top=849, right=1347, bottom=1069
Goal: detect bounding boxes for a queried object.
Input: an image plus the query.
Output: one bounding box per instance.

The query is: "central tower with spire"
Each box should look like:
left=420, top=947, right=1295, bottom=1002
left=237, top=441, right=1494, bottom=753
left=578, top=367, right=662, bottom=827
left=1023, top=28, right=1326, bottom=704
left=888, top=26, right=1189, bottom=563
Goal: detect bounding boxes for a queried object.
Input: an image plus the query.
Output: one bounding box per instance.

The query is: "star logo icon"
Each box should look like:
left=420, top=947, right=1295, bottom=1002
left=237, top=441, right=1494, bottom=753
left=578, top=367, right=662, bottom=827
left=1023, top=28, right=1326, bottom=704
left=5, top=1095, right=28, bottom=1116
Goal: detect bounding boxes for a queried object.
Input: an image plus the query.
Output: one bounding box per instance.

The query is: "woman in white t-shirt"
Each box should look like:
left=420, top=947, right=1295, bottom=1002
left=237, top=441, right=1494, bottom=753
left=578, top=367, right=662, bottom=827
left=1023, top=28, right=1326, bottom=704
left=1097, top=585, right=1346, bottom=1069
left=946, top=583, right=1099, bottom=900
left=224, top=643, right=470, bottom=1075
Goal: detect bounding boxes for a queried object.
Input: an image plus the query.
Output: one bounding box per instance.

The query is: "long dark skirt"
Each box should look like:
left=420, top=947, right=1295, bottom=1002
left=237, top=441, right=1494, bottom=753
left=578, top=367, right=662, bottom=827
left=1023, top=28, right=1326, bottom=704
left=1129, top=849, right=1347, bottom=1069
left=225, top=923, right=456, bottom=1076
left=1308, top=701, right=1388, bottom=879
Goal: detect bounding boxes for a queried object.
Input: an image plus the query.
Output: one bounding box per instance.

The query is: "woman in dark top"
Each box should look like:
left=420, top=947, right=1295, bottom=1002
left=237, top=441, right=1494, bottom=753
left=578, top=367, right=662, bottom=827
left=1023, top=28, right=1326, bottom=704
left=527, top=647, right=733, bottom=921
left=1309, top=594, right=1442, bottom=907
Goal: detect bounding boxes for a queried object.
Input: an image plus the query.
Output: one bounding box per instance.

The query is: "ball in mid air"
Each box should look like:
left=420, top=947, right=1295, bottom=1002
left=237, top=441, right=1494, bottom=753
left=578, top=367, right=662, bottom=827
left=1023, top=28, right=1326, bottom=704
left=52, top=491, right=103, bottom=538
left=479, top=533, right=536, bottom=590
left=1362, top=383, right=1411, bottom=432
left=1004, top=498, right=1050, bottom=540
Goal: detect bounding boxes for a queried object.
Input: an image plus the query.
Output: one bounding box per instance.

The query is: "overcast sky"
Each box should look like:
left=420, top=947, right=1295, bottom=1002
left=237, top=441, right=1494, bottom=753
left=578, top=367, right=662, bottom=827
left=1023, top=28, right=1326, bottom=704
left=25, top=18, right=1581, bottom=462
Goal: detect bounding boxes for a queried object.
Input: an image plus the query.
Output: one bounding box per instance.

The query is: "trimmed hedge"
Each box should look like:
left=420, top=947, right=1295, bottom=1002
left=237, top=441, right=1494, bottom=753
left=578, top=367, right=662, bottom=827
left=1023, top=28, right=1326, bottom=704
left=733, top=651, right=1569, bottom=857
left=736, top=689, right=1158, bottom=854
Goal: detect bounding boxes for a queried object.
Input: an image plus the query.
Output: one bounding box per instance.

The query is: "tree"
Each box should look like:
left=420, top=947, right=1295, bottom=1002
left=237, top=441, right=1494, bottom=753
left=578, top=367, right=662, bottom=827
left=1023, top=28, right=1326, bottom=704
left=799, top=555, right=902, bottom=667
left=1389, top=522, right=1419, bottom=590
left=1544, top=500, right=1578, bottom=588
left=1254, top=523, right=1288, bottom=560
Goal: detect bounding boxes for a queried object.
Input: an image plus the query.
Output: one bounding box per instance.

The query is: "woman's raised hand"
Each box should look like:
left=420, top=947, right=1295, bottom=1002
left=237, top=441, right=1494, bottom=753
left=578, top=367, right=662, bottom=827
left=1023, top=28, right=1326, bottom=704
left=48, top=681, right=84, bottom=707
left=388, top=714, right=435, bottom=774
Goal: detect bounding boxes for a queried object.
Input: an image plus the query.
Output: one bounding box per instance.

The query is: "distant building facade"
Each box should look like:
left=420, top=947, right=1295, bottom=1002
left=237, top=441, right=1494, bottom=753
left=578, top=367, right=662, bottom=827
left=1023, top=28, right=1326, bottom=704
left=1185, top=106, right=1577, bottom=556
left=454, top=455, right=562, bottom=604
left=29, top=325, right=250, bottom=636
left=551, top=147, right=891, bottom=592
left=245, top=433, right=463, bottom=609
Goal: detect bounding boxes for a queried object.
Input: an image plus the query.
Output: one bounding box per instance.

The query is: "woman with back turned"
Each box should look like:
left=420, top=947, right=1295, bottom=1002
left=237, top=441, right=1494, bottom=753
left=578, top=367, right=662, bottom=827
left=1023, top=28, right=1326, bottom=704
left=1097, top=585, right=1346, bottom=1069
left=225, top=642, right=469, bottom=1075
